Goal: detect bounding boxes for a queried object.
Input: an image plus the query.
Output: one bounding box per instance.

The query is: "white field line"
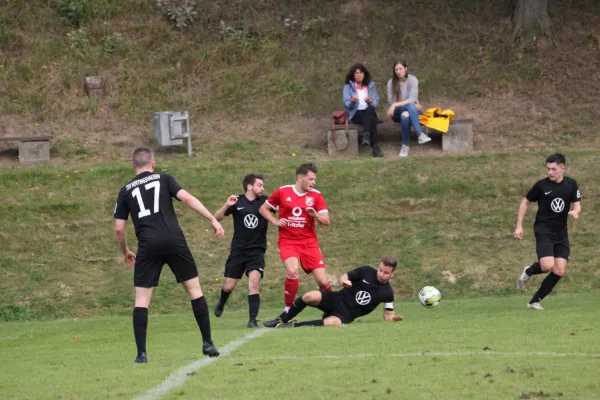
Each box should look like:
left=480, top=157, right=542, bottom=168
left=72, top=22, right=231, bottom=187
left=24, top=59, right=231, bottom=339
left=228, top=351, right=600, bottom=362
left=134, top=328, right=270, bottom=400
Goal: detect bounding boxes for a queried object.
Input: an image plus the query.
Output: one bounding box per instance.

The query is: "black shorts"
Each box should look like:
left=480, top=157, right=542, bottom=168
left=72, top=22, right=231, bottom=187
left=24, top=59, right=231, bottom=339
left=535, top=230, right=570, bottom=260
left=316, top=291, right=354, bottom=324
left=134, top=245, right=199, bottom=288
left=224, top=249, right=265, bottom=280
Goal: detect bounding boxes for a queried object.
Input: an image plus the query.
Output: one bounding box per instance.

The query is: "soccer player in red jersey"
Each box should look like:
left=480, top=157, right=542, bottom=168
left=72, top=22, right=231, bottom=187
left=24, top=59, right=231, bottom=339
left=259, top=163, right=331, bottom=327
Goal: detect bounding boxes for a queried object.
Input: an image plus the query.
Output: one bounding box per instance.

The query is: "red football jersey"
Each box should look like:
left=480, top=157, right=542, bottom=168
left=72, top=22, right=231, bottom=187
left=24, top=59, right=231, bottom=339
left=266, top=185, right=328, bottom=244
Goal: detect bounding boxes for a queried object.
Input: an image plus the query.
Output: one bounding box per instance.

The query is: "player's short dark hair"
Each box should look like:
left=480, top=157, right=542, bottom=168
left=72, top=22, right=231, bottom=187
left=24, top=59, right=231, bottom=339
left=381, top=256, right=397, bottom=270
left=546, top=153, right=566, bottom=165
left=296, top=163, right=318, bottom=176
left=242, top=173, right=264, bottom=191
left=132, top=147, right=154, bottom=168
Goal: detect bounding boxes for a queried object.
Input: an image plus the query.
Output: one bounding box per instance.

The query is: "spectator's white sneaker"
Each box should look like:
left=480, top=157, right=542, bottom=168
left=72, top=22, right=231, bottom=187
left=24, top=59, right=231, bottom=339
left=517, top=266, right=530, bottom=290
left=399, top=144, right=410, bottom=157
left=527, top=302, right=544, bottom=310
left=418, top=133, right=432, bottom=144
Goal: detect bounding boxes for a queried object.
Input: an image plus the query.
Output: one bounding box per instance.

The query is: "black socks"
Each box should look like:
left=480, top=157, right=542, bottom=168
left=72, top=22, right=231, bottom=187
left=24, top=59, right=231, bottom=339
left=530, top=272, right=562, bottom=304
left=133, top=307, right=148, bottom=355
left=191, top=296, right=212, bottom=343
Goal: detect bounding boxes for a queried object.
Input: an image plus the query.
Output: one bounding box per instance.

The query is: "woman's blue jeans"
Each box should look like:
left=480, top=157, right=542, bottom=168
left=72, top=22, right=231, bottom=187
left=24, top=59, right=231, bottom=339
left=392, top=103, right=422, bottom=146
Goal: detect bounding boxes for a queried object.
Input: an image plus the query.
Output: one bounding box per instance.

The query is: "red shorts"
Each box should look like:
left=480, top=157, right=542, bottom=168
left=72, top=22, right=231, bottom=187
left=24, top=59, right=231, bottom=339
left=278, top=242, right=326, bottom=274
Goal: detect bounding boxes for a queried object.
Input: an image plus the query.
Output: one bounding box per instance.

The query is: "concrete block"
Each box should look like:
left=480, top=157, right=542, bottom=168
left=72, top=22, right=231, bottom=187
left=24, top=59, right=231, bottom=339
left=19, top=140, right=50, bottom=166
left=327, top=129, right=358, bottom=158
left=443, top=120, right=473, bottom=154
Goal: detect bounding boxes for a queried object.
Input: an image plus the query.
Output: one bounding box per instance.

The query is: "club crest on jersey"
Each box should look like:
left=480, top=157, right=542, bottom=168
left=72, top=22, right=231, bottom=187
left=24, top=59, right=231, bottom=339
left=305, top=197, right=314, bottom=207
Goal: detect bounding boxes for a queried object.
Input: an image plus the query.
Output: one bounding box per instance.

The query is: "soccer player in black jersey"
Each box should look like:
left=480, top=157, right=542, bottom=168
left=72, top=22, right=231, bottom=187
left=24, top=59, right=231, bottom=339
left=114, top=148, right=225, bottom=363
left=514, top=153, right=581, bottom=310
left=265, top=256, right=403, bottom=327
left=213, top=174, right=269, bottom=328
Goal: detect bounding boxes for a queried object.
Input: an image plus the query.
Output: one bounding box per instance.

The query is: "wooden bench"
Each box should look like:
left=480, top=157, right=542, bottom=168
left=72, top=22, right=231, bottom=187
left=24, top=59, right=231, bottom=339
left=0, top=136, right=52, bottom=166
left=327, top=119, right=473, bottom=157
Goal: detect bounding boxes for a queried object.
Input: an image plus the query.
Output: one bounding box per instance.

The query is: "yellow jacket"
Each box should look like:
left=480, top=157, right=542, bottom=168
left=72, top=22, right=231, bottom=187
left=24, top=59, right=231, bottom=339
left=419, top=107, right=455, bottom=133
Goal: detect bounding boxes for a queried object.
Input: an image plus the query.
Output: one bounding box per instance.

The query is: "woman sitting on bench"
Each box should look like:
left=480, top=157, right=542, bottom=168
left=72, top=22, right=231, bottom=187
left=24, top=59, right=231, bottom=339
left=386, top=60, right=431, bottom=157
left=342, top=63, right=384, bottom=158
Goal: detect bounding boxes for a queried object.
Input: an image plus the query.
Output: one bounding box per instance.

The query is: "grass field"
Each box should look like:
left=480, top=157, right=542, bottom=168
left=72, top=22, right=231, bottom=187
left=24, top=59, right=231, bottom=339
left=1, top=150, right=599, bottom=321
left=1, top=293, right=599, bottom=400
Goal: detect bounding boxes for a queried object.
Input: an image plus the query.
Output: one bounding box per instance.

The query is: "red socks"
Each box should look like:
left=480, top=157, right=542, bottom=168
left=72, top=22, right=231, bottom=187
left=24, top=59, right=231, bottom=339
left=284, top=277, right=299, bottom=307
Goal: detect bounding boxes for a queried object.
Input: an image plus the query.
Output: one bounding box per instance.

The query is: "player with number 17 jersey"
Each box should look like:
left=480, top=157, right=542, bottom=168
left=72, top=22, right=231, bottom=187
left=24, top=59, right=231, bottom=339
left=265, top=185, right=328, bottom=246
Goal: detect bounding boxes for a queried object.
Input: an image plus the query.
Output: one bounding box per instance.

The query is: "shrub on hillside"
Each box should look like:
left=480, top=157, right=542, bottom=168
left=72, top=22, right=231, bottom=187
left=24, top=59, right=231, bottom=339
left=156, top=0, right=197, bottom=29
left=54, top=0, right=91, bottom=28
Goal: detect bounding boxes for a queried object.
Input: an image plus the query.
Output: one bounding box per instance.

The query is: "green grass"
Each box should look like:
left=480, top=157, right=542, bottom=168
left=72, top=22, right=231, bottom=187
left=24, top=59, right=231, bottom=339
left=1, top=150, right=599, bottom=320
left=1, top=293, right=599, bottom=399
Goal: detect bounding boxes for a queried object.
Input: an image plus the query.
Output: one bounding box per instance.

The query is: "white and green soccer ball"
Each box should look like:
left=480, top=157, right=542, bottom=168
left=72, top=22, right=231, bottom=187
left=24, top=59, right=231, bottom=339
left=419, top=286, right=441, bottom=307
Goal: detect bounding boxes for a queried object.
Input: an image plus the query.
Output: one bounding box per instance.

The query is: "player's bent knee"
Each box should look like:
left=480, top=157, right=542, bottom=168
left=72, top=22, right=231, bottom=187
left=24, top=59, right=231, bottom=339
left=302, top=290, right=322, bottom=305
left=323, top=316, right=343, bottom=326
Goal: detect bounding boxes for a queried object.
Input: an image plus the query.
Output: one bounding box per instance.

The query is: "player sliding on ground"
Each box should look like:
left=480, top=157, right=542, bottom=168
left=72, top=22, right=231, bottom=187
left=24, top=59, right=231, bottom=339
left=265, top=256, right=403, bottom=327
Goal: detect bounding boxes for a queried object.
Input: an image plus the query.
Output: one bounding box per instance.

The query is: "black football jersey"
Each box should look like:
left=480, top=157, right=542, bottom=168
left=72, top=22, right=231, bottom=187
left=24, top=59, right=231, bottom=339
left=224, top=195, right=269, bottom=252
left=526, top=177, right=581, bottom=233
left=340, top=266, right=394, bottom=322
left=114, top=172, right=186, bottom=251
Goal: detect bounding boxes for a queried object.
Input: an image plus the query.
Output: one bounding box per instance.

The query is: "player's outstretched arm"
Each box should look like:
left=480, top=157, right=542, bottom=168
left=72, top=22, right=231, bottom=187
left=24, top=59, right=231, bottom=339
left=513, top=197, right=530, bottom=240
left=214, top=195, right=238, bottom=222
left=384, top=309, right=403, bottom=322
left=114, top=218, right=136, bottom=266
left=177, top=189, right=224, bottom=237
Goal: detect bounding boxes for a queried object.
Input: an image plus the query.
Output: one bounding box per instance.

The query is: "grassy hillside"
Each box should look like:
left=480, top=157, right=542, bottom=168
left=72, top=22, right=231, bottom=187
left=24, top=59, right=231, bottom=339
left=1, top=0, right=599, bottom=162
left=1, top=150, right=598, bottom=320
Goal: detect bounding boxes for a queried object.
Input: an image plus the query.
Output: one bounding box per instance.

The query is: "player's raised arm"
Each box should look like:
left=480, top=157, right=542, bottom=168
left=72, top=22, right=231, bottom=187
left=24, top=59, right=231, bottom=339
left=176, top=189, right=224, bottom=237
left=214, top=195, right=238, bottom=222
left=514, top=197, right=530, bottom=240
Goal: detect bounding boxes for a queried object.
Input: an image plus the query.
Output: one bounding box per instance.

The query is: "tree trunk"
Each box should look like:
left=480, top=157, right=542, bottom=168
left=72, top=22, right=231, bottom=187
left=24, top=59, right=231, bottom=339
left=512, top=0, right=553, bottom=44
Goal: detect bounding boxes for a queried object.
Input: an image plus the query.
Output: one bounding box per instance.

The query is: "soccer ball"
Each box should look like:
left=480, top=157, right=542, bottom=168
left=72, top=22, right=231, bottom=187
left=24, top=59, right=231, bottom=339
left=419, top=286, right=441, bottom=307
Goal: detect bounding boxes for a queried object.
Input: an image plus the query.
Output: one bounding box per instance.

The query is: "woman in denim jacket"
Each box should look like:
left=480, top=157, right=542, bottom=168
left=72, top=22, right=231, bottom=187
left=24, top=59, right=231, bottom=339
left=343, top=63, right=384, bottom=157
left=386, top=60, right=431, bottom=157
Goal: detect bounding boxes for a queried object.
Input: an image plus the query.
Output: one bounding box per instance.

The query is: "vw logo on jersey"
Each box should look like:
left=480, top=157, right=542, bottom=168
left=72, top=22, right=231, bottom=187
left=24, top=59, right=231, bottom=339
left=306, top=197, right=314, bottom=207
left=355, top=291, right=371, bottom=306
left=551, top=198, right=565, bottom=213
left=244, top=214, right=259, bottom=229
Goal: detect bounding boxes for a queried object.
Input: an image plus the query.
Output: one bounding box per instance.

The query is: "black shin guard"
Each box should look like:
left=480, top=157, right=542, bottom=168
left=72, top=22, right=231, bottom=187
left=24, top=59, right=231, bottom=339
left=248, top=294, right=260, bottom=320
left=133, top=307, right=149, bottom=354
left=219, top=288, right=231, bottom=304
left=530, top=272, right=562, bottom=303
left=294, top=320, right=324, bottom=327
left=191, top=296, right=212, bottom=343
left=281, top=297, right=307, bottom=323
left=526, top=261, right=543, bottom=276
